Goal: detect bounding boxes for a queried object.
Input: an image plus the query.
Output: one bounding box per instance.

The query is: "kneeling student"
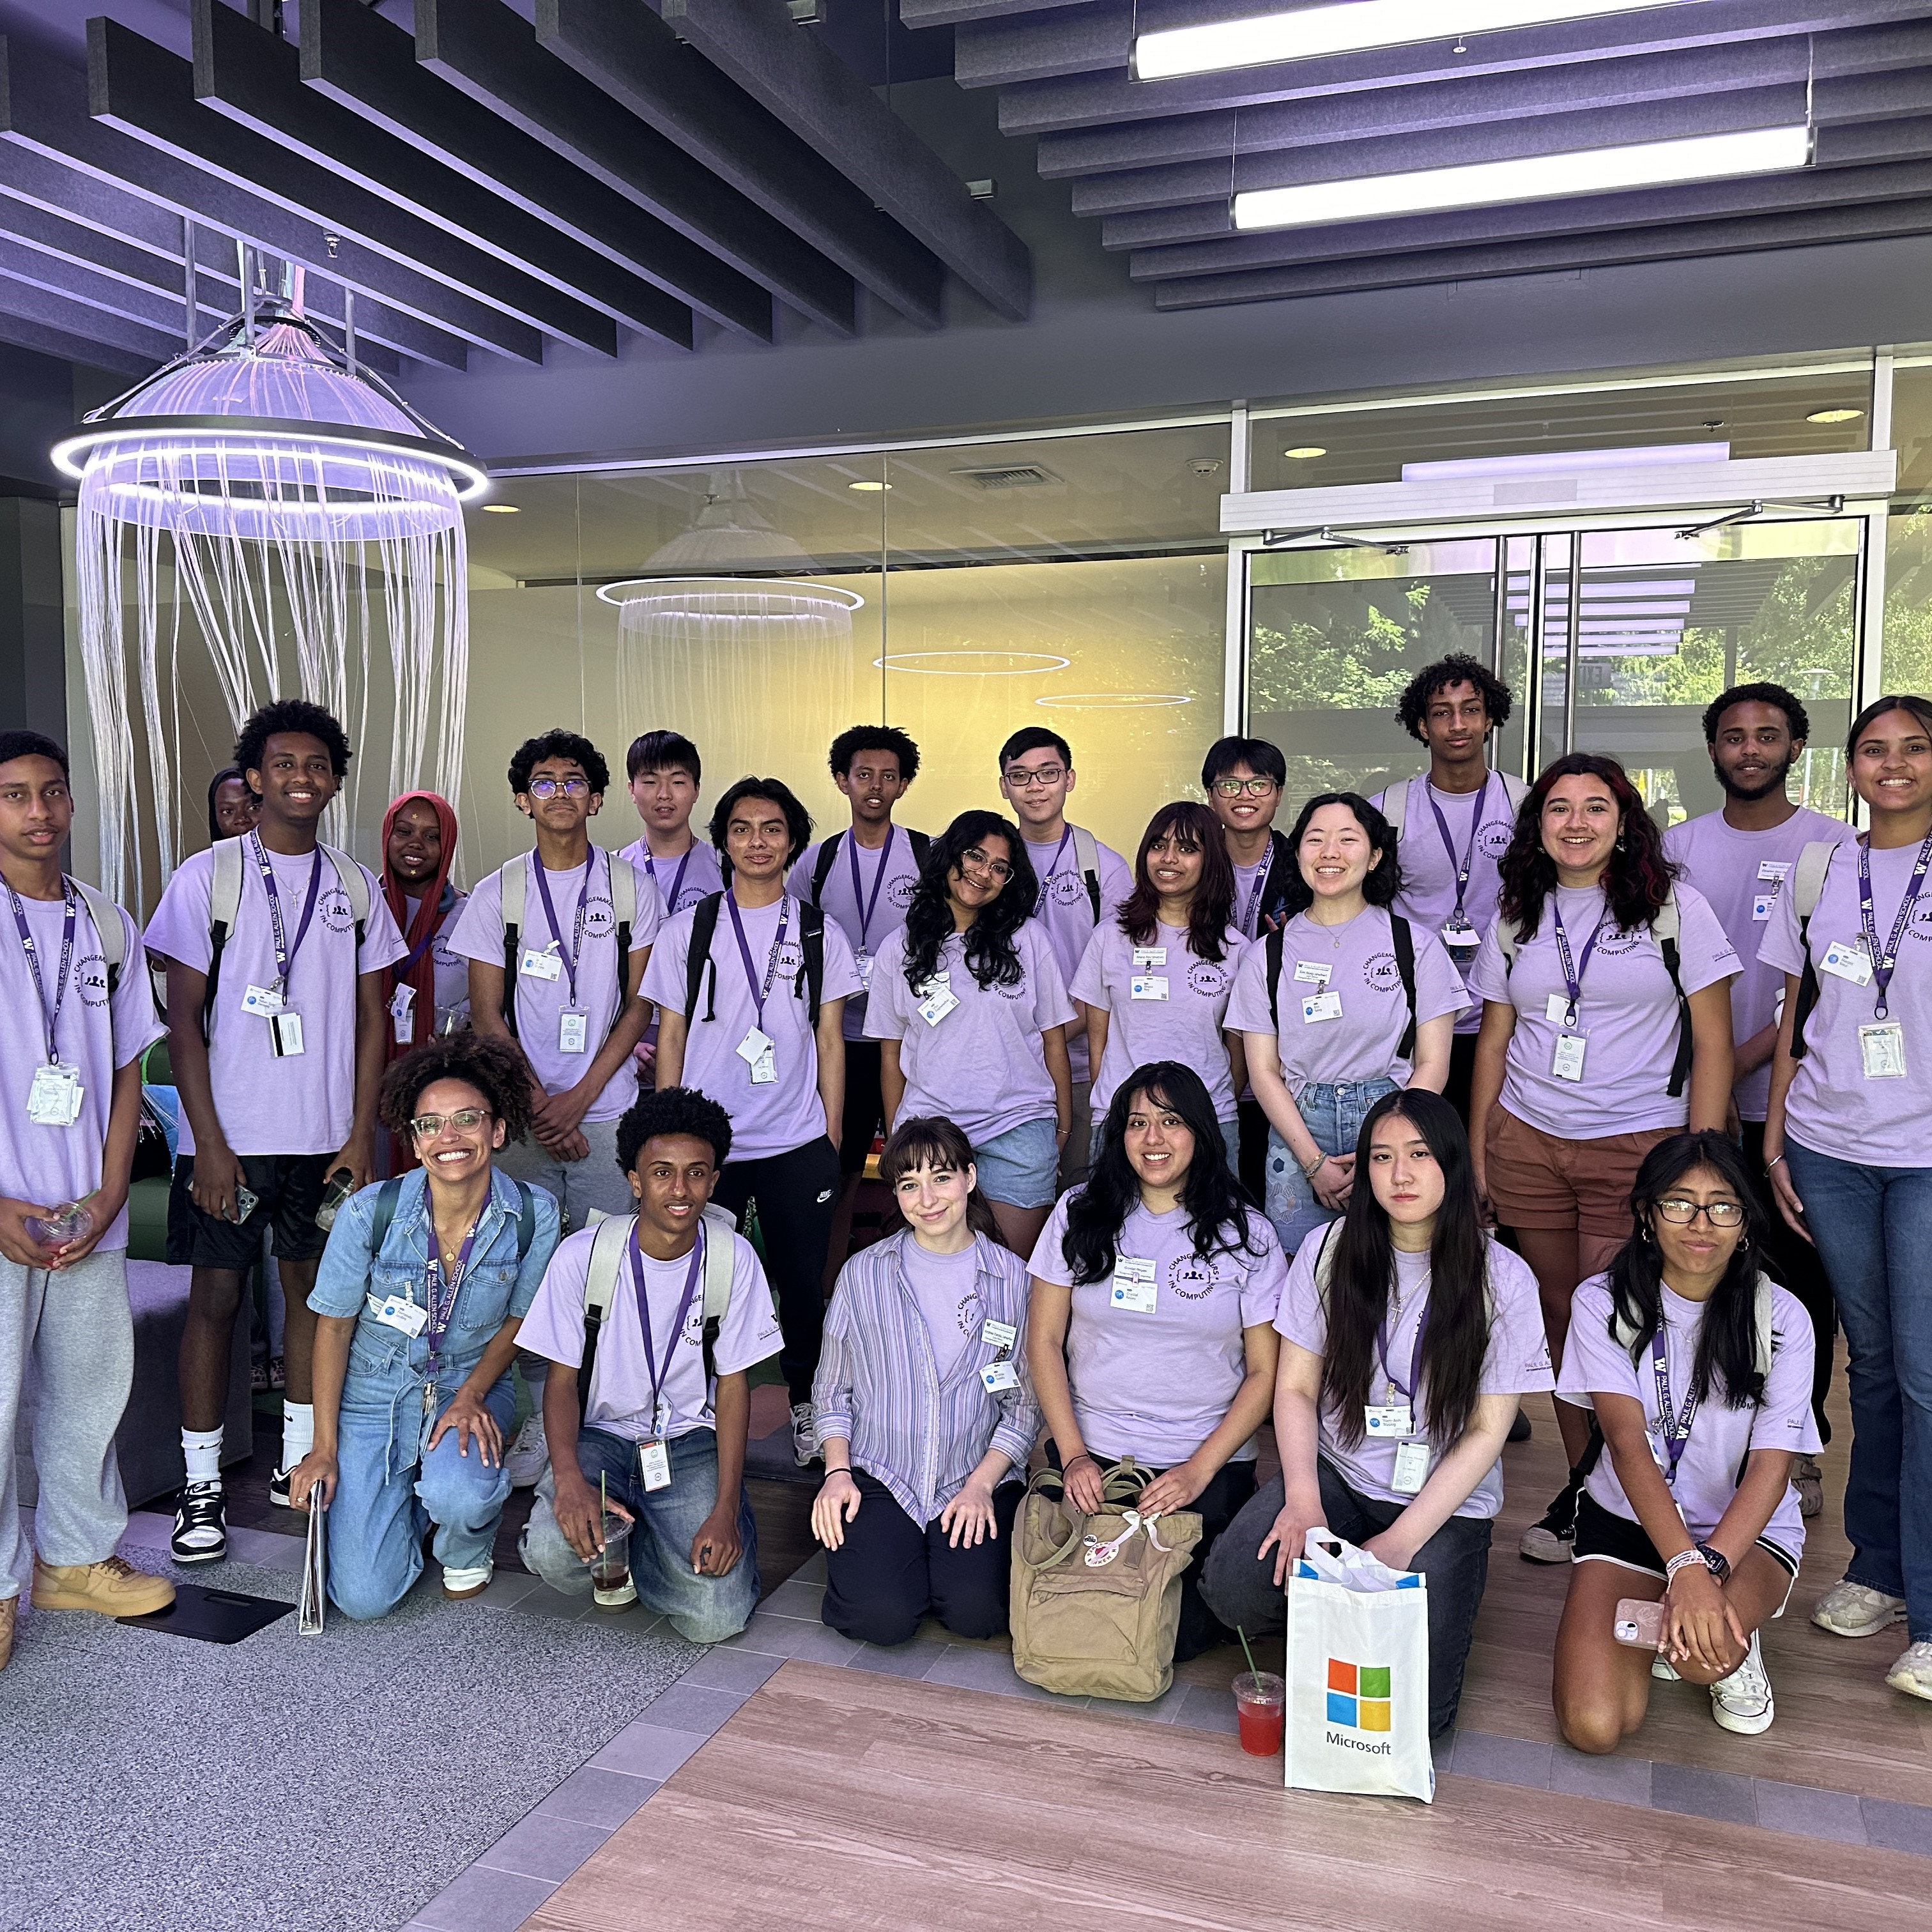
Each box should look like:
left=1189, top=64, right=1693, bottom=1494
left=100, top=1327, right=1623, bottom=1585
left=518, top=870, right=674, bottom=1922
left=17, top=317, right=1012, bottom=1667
left=289, top=1035, right=560, bottom=1615
left=812, top=1116, right=1039, bottom=1648
left=1552, top=1131, right=1815, bottom=1749
left=518, top=1086, right=778, bottom=1642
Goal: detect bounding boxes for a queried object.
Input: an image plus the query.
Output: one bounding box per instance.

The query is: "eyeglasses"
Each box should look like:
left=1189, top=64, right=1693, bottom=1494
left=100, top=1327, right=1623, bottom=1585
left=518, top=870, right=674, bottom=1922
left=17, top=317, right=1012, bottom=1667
left=1212, top=776, right=1278, bottom=798
left=1003, top=765, right=1065, bottom=789
left=410, top=1108, right=492, bottom=1139
left=526, top=776, right=590, bottom=799
left=1652, top=1197, right=1745, bottom=1227
left=959, top=847, right=1014, bottom=882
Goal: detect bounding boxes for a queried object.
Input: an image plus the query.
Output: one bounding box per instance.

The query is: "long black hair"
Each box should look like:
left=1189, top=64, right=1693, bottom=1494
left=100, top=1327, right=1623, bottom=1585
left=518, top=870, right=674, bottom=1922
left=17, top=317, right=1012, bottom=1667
left=1318, top=1089, right=1491, bottom=1450
left=901, top=809, right=1038, bottom=992
left=1118, top=801, right=1237, bottom=963
left=1607, top=1130, right=1767, bottom=1410
left=1278, top=792, right=1402, bottom=921
left=1060, top=1061, right=1267, bottom=1283
left=1497, top=752, right=1673, bottom=940
left=880, top=1116, right=1000, bottom=1241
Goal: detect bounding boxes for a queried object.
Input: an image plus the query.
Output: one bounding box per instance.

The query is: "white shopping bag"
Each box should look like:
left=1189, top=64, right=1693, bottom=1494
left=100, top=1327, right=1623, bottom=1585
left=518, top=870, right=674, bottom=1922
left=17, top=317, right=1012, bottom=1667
left=1283, top=1531, right=1432, bottom=1802
left=298, top=1494, right=327, bottom=1637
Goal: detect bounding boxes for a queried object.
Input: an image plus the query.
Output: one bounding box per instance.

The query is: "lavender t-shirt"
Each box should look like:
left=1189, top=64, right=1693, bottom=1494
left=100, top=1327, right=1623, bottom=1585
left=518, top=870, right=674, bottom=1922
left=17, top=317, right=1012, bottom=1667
left=618, top=836, right=724, bottom=917
left=1372, top=776, right=1521, bottom=1038
left=1071, top=918, right=1248, bottom=1121
left=1028, top=1195, right=1286, bottom=1465
left=0, top=891, right=164, bottom=1248
left=864, top=921, right=1078, bottom=1146
left=1664, top=808, right=1853, bottom=1120
left=1022, top=827, right=1131, bottom=1084
left=1224, top=905, right=1468, bottom=1092
left=1558, top=1273, right=1816, bottom=1555
left=448, top=852, right=664, bottom=1123
left=517, top=1222, right=781, bottom=1442
left=401, top=890, right=471, bottom=1036
left=1274, top=1235, right=1552, bottom=1517
left=145, top=843, right=407, bottom=1156
left=1759, top=838, right=1932, bottom=1167
left=903, top=1239, right=981, bottom=1383
left=788, top=827, right=924, bottom=1043
left=641, top=894, right=862, bottom=1161
left=1468, top=882, right=1739, bottom=1139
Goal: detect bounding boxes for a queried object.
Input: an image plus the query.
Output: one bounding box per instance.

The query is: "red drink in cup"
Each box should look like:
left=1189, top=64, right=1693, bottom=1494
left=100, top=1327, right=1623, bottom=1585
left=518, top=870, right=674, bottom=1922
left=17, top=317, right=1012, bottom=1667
left=1232, top=1671, right=1285, bottom=1756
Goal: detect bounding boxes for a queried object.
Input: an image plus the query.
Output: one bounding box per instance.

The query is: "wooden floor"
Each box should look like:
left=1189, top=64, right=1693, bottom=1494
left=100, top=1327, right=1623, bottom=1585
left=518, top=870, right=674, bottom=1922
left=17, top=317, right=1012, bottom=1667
left=528, top=1660, right=1932, bottom=1932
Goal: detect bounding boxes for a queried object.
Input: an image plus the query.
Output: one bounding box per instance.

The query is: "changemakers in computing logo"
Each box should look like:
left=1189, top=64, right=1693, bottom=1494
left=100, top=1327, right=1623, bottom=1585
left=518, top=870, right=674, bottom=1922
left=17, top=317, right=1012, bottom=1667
left=1325, top=1658, right=1393, bottom=1754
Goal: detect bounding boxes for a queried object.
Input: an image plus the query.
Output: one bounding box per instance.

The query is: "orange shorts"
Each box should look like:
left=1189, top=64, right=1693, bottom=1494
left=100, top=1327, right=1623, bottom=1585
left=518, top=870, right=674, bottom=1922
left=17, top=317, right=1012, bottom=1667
left=1483, top=1106, right=1676, bottom=1244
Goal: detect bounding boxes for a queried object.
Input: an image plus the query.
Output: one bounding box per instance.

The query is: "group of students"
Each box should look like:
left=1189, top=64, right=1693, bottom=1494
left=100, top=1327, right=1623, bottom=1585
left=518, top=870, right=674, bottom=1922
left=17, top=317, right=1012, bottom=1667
left=1, top=664, right=1928, bottom=1756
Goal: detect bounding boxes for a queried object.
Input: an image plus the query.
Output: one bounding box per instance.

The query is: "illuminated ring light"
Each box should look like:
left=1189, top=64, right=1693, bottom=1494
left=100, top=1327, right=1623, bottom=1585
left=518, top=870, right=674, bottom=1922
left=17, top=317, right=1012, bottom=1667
left=873, top=650, right=1070, bottom=675
left=1036, top=692, right=1192, bottom=709
left=600, top=576, right=865, bottom=613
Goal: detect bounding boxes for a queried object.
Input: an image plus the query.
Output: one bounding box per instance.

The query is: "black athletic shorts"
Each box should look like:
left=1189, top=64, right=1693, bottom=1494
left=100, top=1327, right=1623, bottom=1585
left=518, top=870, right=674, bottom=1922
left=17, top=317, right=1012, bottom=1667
left=840, top=1040, right=885, bottom=1177
left=166, top=1151, right=334, bottom=1269
left=1572, top=1492, right=1798, bottom=1582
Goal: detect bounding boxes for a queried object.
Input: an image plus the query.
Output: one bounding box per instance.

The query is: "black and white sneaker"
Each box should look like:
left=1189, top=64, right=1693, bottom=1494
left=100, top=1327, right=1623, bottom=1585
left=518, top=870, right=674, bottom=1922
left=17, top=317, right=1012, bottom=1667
left=172, top=1482, right=227, bottom=1565
left=1519, top=1472, right=1583, bottom=1564
left=267, top=1466, right=308, bottom=1512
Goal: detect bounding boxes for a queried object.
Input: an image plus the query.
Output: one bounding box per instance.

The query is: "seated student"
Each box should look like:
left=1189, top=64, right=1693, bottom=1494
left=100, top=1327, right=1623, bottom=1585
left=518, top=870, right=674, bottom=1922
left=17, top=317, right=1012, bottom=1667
left=1226, top=792, right=1466, bottom=1261
left=1553, top=1131, right=1815, bottom=1749
left=1072, top=801, right=1246, bottom=1172
left=1200, top=1091, right=1552, bottom=1738
left=518, top=1087, right=780, bottom=1642
left=1027, top=1062, right=1285, bottom=1662
left=289, top=1035, right=560, bottom=1614
left=866, top=810, right=1076, bottom=1258
left=811, top=1116, right=1039, bottom=1647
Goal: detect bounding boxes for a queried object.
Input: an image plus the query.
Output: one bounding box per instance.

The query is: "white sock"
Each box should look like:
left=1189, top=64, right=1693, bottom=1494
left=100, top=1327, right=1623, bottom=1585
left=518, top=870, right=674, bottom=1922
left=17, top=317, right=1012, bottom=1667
left=181, top=1427, right=224, bottom=1485
left=281, top=1400, right=314, bottom=1469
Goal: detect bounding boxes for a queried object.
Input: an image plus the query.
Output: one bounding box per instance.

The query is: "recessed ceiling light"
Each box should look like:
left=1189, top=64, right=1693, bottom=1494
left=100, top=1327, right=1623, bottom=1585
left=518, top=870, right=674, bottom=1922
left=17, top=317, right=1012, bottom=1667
left=847, top=479, right=892, bottom=492
left=1805, top=407, right=1865, bottom=424
left=1284, top=445, right=1328, bottom=459
left=480, top=502, right=521, bottom=513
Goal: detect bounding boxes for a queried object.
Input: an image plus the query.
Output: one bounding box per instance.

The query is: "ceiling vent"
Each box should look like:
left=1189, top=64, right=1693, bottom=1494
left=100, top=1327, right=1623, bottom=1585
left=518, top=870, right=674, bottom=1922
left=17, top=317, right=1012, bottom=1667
left=951, top=463, right=1065, bottom=491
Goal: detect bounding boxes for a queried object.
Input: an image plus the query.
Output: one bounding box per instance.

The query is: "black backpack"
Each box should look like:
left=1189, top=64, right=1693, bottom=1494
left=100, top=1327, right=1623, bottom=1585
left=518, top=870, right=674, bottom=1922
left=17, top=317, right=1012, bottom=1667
left=682, top=891, right=825, bottom=1027
left=1266, top=914, right=1418, bottom=1060
left=807, top=827, right=933, bottom=907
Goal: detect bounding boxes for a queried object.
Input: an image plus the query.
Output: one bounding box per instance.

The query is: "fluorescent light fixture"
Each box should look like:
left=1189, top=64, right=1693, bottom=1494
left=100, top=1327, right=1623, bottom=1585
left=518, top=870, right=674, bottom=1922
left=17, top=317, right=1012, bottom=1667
left=481, top=502, right=521, bottom=513
left=1805, top=406, right=1865, bottom=423
left=1234, top=126, right=1809, bottom=232
left=847, top=479, right=892, bottom=492
left=1135, top=2, right=1696, bottom=80
left=1284, top=445, right=1328, bottom=459
left=1404, top=443, right=1728, bottom=480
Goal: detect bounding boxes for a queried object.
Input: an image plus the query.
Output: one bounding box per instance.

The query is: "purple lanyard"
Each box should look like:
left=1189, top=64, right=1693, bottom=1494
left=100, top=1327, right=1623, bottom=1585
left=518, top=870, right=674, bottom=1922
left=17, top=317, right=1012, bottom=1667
left=395, top=901, right=441, bottom=981
left=1376, top=1304, right=1427, bottom=1408
left=252, top=834, right=325, bottom=997
left=1857, top=832, right=1932, bottom=1022
left=1241, top=844, right=1275, bottom=938
left=647, top=847, right=693, bottom=915
left=1650, top=1324, right=1696, bottom=1484
left=530, top=851, right=597, bottom=1008
left=725, top=893, right=790, bottom=1030
left=1422, top=774, right=1492, bottom=924
left=1548, top=896, right=1608, bottom=1028
left=1034, top=826, right=1073, bottom=912
left=7, top=878, right=77, bottom=1064
left=423, top=1220, right=480, bottom=1394
left=845, top=826, right=896, bottom=953
left=630, top=1227, right=705, bottom=1437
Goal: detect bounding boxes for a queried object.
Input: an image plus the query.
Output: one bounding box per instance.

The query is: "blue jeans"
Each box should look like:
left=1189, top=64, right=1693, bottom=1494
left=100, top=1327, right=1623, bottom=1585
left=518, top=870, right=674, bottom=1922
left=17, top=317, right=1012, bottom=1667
left=1784, top=1142, right=1932, bottom=1640
left=520, top=1425, right=761, bottom=1643
left=327, top=1373, right=518, bottom=1621
left=1262, top=1078, right=1399, bottom=1262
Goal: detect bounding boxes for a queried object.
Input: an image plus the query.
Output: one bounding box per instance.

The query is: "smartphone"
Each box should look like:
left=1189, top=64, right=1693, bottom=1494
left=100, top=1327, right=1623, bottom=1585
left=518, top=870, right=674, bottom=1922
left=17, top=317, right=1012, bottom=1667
left=1614, top=1597, right=1668, bottom=1649
left=231, top=1184, right=259, bottom=1225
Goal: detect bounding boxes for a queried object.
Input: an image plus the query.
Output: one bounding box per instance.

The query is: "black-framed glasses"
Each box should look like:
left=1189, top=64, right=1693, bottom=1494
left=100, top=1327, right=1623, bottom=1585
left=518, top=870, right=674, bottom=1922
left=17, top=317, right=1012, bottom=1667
left=959, top=847, right=1014, bottom=882
left=1653, top=1197, right=1745, bottom=1227
left=410, top=1108, right=493, bottom=1139
left=527, top=776, right=590, bottom=799
left=1212, top=776, right=1278, bottom=798
left=1003, top=765, right=1065, bottom=789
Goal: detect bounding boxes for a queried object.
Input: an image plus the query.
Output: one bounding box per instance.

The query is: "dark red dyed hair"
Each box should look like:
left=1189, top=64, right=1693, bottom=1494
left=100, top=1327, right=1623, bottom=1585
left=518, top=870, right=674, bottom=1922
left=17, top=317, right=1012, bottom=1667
left=1497, top=753, right=1674, bottom=937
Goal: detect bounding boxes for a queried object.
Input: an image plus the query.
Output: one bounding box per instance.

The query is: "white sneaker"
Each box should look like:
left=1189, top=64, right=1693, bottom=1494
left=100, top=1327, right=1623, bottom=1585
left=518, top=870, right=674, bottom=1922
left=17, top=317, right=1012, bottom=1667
left=1651, top=1653, right=1680, bottom=1682
left=1792, top=1454, right=1823, bottom=1519
left=1812, top=1578, right=1908, bottom=1638
left=1886, top=1641, right=1932, bottom=1701
left=441, top=1560, right=493, bottom=1600
left=503, top=1415, right=549, bottom=1491
left=791, top=1402, right=819, bottom=1468
left=1710, top=1632, right=1774, bottom=1735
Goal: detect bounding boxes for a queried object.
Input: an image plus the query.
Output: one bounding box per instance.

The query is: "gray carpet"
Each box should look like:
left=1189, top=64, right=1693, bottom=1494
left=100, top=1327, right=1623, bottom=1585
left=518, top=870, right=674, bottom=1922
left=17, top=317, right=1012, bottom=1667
left=0, top=1555, right=701, bottom=1932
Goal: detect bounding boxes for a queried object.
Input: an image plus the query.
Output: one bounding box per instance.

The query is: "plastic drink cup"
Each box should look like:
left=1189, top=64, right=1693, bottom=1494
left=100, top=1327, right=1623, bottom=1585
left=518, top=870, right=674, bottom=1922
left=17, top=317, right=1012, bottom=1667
left=590, top=1516, right=636, bottom=1609
left=1232, top=1671, right=1285, bottom=1756
left=24, top=1201, right=93, bottom=1248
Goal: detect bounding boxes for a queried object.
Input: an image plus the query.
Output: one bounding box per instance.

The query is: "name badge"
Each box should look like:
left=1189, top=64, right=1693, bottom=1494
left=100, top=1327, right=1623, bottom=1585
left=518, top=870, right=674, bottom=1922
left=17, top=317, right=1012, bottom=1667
left=1363, top=1404, right=1413, bottom=1438
left=735, top=1026, right=778, bottom=1084
left=1544, top=993, right=1574, bottom=1026
left=981, top=1318, right=1018, bottom=1350
left=520, top=945, right=563, bottom=981
left=1392, top=1441, right=1432, bottom=1495
left=270, top=1011, right=305, bottom=1057
left=1292, top=960, right=1331, bottom=985
left=980, top=1361, right=1020, bottom=1393
left=367, top=1291, right=427, bottom=1337
left=27, top=1062, right=83, bottom=1127
left=1752, top=894, right=1777, bottom=923
left=1130, top=974, right=1170, bottom=1002
left=1820, top=939, right=1873, bottom=986
left=916, top=974, right=958, bottom=1027
left=1758, top=860, right=1791, bottom=882
left=1552, top=1032, right=1587, bottom=1082
left=389, top=983, right=415, bottom=1045
left=854, top=951, right=874, bottom=992
left=1301, top=990, right=1343, bottom=1023
left=1860, top=1021, right=1908, bottom=1080
left=241, top=982, right=286, bottom=1018
left=639, top=1439, right=673, bottom=1492
left=1110, top=1257, right=1157, bottom=1313
left=558, top=1010, right=589, bottom=1055
left=1132, top=947, right=1167, bottom=968
left=1441, top=917, right=1478, bottom=954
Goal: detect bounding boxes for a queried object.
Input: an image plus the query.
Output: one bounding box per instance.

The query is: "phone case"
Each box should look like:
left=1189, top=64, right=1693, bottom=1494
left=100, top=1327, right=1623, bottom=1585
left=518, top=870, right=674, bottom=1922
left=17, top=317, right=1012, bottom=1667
left=1613, top=1597, right=1668, bottom=1648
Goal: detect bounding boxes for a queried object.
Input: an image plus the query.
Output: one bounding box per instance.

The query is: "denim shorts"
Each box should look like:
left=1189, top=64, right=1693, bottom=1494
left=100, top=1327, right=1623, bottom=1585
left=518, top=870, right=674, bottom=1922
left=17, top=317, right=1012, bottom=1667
left=1262, top=1077, right=1399, bottom=1263
left=971, top=1117, right=1061, bottom=1209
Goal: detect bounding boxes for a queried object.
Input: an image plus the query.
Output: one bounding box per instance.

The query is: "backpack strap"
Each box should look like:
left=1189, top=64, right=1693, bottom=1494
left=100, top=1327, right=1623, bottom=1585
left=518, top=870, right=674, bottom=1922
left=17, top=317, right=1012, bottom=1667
left=1071, top=825, right=1101, bottom=923
left=1788, top=839, right=1839, bottom=1061
left=1265, top=920, right=1287, bottom=1033
left=699, top=1203, right=737, bottom=1387
left=319, top=844, right=369, bottom=949
left=609, top=850, right=636, bottom=1029
left=1380, top=778, right=1410, bottom=838
left=578, top=1212, right=634, bottom=1414
left=1652, top=889, right=1692, bottom=1100
left=367, top=1175, right=404, bottom=1257
left=72, top=881, right=125, bottom=998
left=1499, top=772, right=1532, bottom=813
left=498, top=857, right=526, bottom=1039
left=907, top=828, right=932, bottom=873
left=1391, top=914, right=1418, bottom=1061
left=798, top=900, right=825, bottom=1028
left=202, top=834, right=246, bottom=1043
left=514, top=1181, right=537, bottom=1262
left=684, top=891, right=724, bottom=1023
left=809, top=833, right=842, bottom=907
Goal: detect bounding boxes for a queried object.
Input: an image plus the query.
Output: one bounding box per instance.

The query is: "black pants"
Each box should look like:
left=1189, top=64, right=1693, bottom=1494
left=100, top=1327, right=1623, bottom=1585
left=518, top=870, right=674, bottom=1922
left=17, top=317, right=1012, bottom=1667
left=839, top=1041, right=884, bottom=1177
left=1443, top=1031, right=1480, bottom=1130
left=822, top=1468, right=1022, bottom=1646
left=712, top=1135, right=841, bottom=1406
left=1739, top=1117, right=1836, bottom=1443
left=1047, top=1441, right=1257, bottom=1663
left=1200, top=1463, right=1493, bottom=1738
left=1237, top=1098, right=1271, bottom=1206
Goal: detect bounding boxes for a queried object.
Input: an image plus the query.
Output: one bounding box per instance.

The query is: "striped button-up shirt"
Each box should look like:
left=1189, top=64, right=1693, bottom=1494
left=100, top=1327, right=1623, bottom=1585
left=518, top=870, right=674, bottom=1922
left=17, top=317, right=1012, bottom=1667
left=811, top=1229, right=1041, bottom=1526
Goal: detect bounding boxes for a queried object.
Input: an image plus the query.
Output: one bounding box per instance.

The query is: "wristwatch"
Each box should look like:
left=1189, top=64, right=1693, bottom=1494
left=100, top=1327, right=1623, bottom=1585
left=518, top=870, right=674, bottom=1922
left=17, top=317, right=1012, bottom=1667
left=1696, top=1542, right=1731, bottom=1582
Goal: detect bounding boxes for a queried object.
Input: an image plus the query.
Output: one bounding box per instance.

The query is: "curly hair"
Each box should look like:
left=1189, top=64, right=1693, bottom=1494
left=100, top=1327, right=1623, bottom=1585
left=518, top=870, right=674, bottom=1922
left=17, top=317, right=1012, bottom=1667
left=1278, top=793, right=1402, bottom=920
left=1118, top=801, right=1236, bottom=963
left=901, top=810, right=1038, bottom=992
left=1701, top=681, right=1810, bottom=746
left=706, top=776, right=813, bottom=866
left=615, top=1085, right=734, bottom=1174
left=235, top=700, right=351, bottom=785
left=1396, top=654, right=1514, bottom=743
left=829, top=724, right=920, bottom=781
left=377, top=1034, right=535, bottom=1143
left=1497, top=753, right=1673, bottom=939
left=509, top=730, right=609, bottom=798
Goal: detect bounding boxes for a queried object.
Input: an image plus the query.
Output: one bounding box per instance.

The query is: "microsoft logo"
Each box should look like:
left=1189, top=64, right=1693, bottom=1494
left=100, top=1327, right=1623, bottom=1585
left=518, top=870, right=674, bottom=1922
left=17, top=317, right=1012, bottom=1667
left=1326, top=1659, right=1392, bottom=1732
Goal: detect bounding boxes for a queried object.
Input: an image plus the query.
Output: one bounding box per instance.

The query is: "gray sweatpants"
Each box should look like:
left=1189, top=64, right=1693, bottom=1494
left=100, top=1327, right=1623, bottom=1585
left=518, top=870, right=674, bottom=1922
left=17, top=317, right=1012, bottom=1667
left=0, top=1246, right=134, bottom=1600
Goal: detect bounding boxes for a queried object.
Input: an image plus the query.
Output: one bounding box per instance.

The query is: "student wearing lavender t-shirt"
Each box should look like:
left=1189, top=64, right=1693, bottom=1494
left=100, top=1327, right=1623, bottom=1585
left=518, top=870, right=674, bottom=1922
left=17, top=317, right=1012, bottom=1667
left=1202, top=1092, right=1552, bottom=1736
left=997, top=727, right=1131, bottom=1189
left=379, top=793, right=469, bottom=1170
left=866, top=811, right=1076, bottom=1258
left=1027, top=1062, right=1285, bottom=1661
left=0, top=732, right=174, bottom=1665
left=1664, top=682, right=1851, bottom=1477
left=617, top=730, right=722, bottom=920
left=1467, top=753, right=1737, bottom=1567
left=1226, top=792, right=1467, bottom=1262
left=647, top=777, right=860, bottom=1468
left=1073, top=801, right=1246, bottom=1172
left=1554, top=1133, right=1815, bottom=1749
left=1762, top=694, right=1932, bottom=1698
left=146, top=700, right=408, bottom=1567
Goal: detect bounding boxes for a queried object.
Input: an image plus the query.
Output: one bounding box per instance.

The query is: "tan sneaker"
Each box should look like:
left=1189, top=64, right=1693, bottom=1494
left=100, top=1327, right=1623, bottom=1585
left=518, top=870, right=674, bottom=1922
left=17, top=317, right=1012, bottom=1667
left=32, top=1555, right=176, bottom=1618
left=0, top=1594, right=16, bottom=1670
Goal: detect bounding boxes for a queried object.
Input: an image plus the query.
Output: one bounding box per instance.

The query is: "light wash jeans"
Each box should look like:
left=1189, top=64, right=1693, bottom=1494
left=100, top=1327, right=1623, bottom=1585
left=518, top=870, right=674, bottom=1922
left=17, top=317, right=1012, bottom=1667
left=1262, top=1077, right=1400, bottom=1264
left=1784, top=1140, right=1932, bottom=1641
